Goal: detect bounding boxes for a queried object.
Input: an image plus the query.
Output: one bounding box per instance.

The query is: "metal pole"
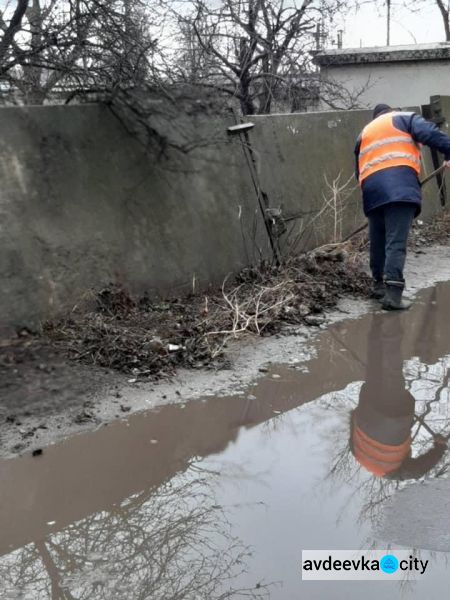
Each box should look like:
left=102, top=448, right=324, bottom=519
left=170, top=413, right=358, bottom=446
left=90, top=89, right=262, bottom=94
left=387, top=0, right=391, bottom=46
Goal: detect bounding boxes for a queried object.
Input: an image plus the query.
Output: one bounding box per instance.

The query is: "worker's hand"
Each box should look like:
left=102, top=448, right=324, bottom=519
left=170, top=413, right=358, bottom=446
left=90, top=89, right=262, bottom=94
left=443, top=160, right=450, bottom=169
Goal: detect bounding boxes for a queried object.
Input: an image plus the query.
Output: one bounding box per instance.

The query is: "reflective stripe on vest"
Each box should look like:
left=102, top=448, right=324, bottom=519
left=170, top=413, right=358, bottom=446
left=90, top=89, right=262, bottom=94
left=359, top=112, right=421, bottom=183
left=352, top=420, right=411, bottom=477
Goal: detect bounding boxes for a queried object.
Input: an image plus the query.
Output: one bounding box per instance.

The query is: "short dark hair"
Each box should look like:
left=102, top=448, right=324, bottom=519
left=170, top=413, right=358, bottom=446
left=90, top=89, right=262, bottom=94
left=373, top=103, right=393, bottom=119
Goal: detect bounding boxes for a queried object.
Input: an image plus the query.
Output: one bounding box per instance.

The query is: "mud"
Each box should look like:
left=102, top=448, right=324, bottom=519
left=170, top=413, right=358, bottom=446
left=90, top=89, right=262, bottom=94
left=1, top=244, right=450, bottom=458
left=1, top=277, right=450, bottom=598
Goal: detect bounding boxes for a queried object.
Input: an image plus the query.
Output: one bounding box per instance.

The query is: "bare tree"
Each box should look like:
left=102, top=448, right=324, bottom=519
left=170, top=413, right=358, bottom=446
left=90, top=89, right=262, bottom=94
left=0, top=1, right=157, bottom=104
left=0, top=0, right=364, bottom=111
left=172, top=0, right=352, bottom=115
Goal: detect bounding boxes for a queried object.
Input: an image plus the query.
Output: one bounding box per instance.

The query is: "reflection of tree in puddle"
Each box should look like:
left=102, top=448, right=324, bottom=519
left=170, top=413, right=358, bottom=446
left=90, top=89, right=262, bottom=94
left=261, top=408, right=299, bottom=437
left=0, top=468, right=270, bottom=600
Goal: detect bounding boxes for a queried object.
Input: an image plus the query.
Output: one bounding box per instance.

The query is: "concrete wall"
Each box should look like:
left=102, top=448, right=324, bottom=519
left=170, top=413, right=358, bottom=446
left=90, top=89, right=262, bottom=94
left=0, top=105, right=269, bottom=328
left=320, top=61, right=450, bottom=110
left=251, top=109, right=370, bottom=251
left=0, top=101, right=448, bottom=328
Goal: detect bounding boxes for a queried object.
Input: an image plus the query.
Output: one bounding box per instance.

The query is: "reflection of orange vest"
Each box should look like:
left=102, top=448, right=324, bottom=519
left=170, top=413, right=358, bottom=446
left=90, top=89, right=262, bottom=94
left=359, top=112, right=421, bottom=183
left=352, top=418, right=411, bottom=477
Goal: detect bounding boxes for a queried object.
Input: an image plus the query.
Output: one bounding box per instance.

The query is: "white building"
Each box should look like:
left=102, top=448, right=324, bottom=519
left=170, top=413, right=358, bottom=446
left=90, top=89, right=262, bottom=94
left=313, top=42, right=450, bottom=110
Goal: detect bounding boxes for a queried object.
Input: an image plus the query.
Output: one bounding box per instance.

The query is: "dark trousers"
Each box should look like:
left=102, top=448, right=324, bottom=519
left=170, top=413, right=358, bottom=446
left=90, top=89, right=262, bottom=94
left=368, top=202, right=416, bottom=283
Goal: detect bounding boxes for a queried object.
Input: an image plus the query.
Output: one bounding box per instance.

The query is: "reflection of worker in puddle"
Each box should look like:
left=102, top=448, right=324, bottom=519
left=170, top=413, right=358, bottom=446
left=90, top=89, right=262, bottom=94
left=351, top=312, right=447, bottom=479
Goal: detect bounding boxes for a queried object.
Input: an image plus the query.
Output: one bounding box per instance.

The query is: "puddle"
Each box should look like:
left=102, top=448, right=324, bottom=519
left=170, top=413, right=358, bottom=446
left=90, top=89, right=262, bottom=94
left=1, top=283, right=450, bottom=598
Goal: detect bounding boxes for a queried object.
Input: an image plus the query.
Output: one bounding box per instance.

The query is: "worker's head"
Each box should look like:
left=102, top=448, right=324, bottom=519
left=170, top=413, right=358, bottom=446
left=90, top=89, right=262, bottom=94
left=372, top=103, right=393, bottom=119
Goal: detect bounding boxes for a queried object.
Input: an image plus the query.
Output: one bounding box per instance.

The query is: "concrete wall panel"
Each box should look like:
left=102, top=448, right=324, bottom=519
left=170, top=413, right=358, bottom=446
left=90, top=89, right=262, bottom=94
left=0, top=102, right=447, bottom=328
left=0, top=105, right=268, bottom=327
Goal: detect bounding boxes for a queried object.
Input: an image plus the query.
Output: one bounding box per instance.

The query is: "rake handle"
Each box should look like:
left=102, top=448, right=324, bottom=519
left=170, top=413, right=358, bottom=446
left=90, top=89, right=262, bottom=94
left=419, top=163, right=447, bottom=187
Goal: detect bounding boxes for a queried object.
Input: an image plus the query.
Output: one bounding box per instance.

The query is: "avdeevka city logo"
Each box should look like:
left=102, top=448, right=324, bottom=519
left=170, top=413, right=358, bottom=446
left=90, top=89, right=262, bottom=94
left=380, top=554, right=399, bottom=574
left=301, top=550, right=429, bottom=580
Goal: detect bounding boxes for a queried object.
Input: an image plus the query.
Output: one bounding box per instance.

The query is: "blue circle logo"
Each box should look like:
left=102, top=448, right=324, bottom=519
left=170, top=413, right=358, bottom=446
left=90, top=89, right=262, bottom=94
left=380, top=554, right=399, bottom=574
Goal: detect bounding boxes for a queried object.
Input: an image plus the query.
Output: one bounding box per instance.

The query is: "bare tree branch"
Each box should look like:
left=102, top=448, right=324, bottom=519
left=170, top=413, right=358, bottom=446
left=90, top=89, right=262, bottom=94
left=0, top=0, right=29, bottom=68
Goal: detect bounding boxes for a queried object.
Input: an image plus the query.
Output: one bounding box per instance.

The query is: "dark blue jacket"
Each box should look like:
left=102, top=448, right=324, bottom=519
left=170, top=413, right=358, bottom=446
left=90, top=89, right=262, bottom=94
left=354, top=112, right=450, bottom=216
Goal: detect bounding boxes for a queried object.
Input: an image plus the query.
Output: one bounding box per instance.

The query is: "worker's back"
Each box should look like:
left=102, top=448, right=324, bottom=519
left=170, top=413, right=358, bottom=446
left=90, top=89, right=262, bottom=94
left=359, top=111, right=421, bottom=183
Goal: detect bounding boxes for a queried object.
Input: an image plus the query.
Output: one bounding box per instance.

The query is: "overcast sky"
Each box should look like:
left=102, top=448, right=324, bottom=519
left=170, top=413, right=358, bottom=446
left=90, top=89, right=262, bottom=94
left=337, top=1, right=447, bottom=49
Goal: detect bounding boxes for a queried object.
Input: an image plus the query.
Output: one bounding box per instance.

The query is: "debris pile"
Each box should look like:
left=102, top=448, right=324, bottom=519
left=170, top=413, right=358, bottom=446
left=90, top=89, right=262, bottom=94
left=42, top=249, right=371, bottom=380
left=410, top=212, right=450, bottom=248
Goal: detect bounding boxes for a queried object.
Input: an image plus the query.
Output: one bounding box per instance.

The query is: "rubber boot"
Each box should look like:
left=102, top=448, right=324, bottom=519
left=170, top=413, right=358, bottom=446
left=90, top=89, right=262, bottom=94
left=371, top=280, right=385, bottom=300
left=382, top=281, right=411, bottom=311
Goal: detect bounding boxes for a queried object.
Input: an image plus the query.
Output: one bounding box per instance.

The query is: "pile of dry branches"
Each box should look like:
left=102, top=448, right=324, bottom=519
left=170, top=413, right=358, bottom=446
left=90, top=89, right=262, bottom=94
left=43, top=245, right=371, bottom=379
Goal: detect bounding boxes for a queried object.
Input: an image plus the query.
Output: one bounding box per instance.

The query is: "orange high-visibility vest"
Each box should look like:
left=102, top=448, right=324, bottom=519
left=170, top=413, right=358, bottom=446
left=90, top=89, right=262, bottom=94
left=359, top=112, right=421, bottom=183
left=352, top=420, right=411, bottom=477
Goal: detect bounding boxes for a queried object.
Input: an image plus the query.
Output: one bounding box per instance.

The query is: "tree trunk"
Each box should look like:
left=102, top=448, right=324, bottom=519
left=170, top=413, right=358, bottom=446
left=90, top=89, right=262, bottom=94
left=436, top=0, right=450, bottom=41
left=257, top=87, right=272, bottom=114
left=239, top=78, right=255, bottom=115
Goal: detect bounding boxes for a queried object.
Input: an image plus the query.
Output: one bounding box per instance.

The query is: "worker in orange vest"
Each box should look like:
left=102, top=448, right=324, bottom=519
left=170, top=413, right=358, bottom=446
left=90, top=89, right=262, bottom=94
left=355, top=104, right=450, bottom=309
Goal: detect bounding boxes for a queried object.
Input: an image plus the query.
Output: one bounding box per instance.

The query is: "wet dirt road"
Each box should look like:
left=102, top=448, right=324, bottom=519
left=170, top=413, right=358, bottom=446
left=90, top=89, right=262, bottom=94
left=1, top=282, right=450, bottom=599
